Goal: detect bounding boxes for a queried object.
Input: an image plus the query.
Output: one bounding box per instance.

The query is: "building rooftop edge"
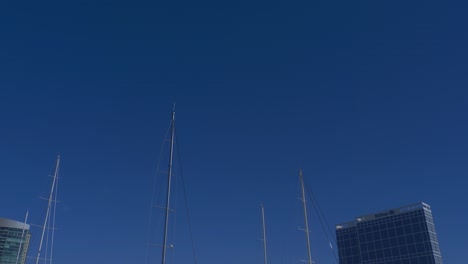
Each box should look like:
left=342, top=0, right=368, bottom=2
left=336, top=202, right=430, bottom=230
left=0, top=217, right=30, bottom=230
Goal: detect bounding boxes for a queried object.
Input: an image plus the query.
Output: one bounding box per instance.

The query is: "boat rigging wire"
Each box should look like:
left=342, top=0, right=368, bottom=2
left=175, top=129, right=199, bottom=264
left=302, top=178, right=339, bottom=264
left=146, top=121, right=172, bottom=264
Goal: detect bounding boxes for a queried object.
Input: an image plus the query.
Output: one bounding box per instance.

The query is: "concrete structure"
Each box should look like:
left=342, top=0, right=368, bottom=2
left=0, top=218, right=30, bottom=264
left=336, top=202, right=443, bottom=264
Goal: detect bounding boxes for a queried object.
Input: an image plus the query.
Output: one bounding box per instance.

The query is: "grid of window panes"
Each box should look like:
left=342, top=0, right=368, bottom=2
left=337, top=226, right=361, bottom=264
left=337, top=208, right=443, bottom=264
left=0, top=227, right=30, bottom=264
left=424, top=210, right=443, bottom=264
left=356, top=208, right=442, bottom=264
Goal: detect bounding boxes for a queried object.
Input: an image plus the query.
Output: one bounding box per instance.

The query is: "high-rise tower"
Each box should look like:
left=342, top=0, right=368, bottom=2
left=336, top=202, right=443, bottom=264
left=0, top=218, right=30, bottom=264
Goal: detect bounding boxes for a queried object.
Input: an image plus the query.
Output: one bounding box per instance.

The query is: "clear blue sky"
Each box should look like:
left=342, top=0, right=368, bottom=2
left=1, top=0, right=467, bottom=263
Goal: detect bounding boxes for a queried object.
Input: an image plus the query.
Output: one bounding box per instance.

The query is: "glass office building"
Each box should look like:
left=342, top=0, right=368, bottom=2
left=0, top=218, right=31, bottom=264
left=336, top=203, right=443, bottom=264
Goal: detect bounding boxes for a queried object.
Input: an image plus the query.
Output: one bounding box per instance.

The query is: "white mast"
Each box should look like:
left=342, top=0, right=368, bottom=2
left=261, top=204, right=268, bottom=264
left=299, top=170, right=313, bottom=264
left=15, top=210, right=29, bottom=264
left=161, top=109, right=175, bottom=264
left=35, top=156, right=60, bottom=264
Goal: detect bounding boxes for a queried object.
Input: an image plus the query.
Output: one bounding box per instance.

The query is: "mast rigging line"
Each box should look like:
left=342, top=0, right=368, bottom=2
left=169, top=154, right=179, bottom=264
left=302, top=176, right=339, bottom=264
left=146, top=120, right=173, bottom=264
left=15, top=211, right=29, bottom=264
left=50, top=160, right=59, bottom=264
left=146, top=110, right=199, bottom=264
left=261, top=204, right=268, bottom=264
left=175, top=129, right=199, bottom=264
left=35, top=156, right=60, bottom=264
left=299, top=170, right=313, bottom=264
left=161, top=110, right=176, bottom=264
left=303, top=180, right=337, bottom=245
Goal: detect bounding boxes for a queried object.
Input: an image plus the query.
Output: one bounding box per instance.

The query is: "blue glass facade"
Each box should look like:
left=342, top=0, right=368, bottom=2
left=336, top=203, right=443, bottom=264
left=0, top=218, right=30, bottom=264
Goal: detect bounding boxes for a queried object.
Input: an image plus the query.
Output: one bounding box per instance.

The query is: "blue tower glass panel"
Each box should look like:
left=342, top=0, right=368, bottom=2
left=336, top=203, right=443, bottom=264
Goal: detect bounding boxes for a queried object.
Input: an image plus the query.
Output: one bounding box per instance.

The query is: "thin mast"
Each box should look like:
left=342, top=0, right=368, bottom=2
left=49, top=160, right=59, bottom=264
left=261, top=204, right=268, bottom=264
left=161, top=110, right=176, bottom=264
left=16, top=210, right=29, bottom=264
left=300, top=170, right=313, bottom=264
left=35, top=156, right=60, bottom=264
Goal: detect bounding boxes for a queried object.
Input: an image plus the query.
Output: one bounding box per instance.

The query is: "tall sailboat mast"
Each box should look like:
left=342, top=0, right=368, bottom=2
left=261, top=204, right=268, bottom=264
left=15, top=210, right=29, bottom=264
left=299, top=170, right=313, bottom=264
left=161, top=110, right=176, bottom=264
left=35, top=155, right=60, bottom=264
